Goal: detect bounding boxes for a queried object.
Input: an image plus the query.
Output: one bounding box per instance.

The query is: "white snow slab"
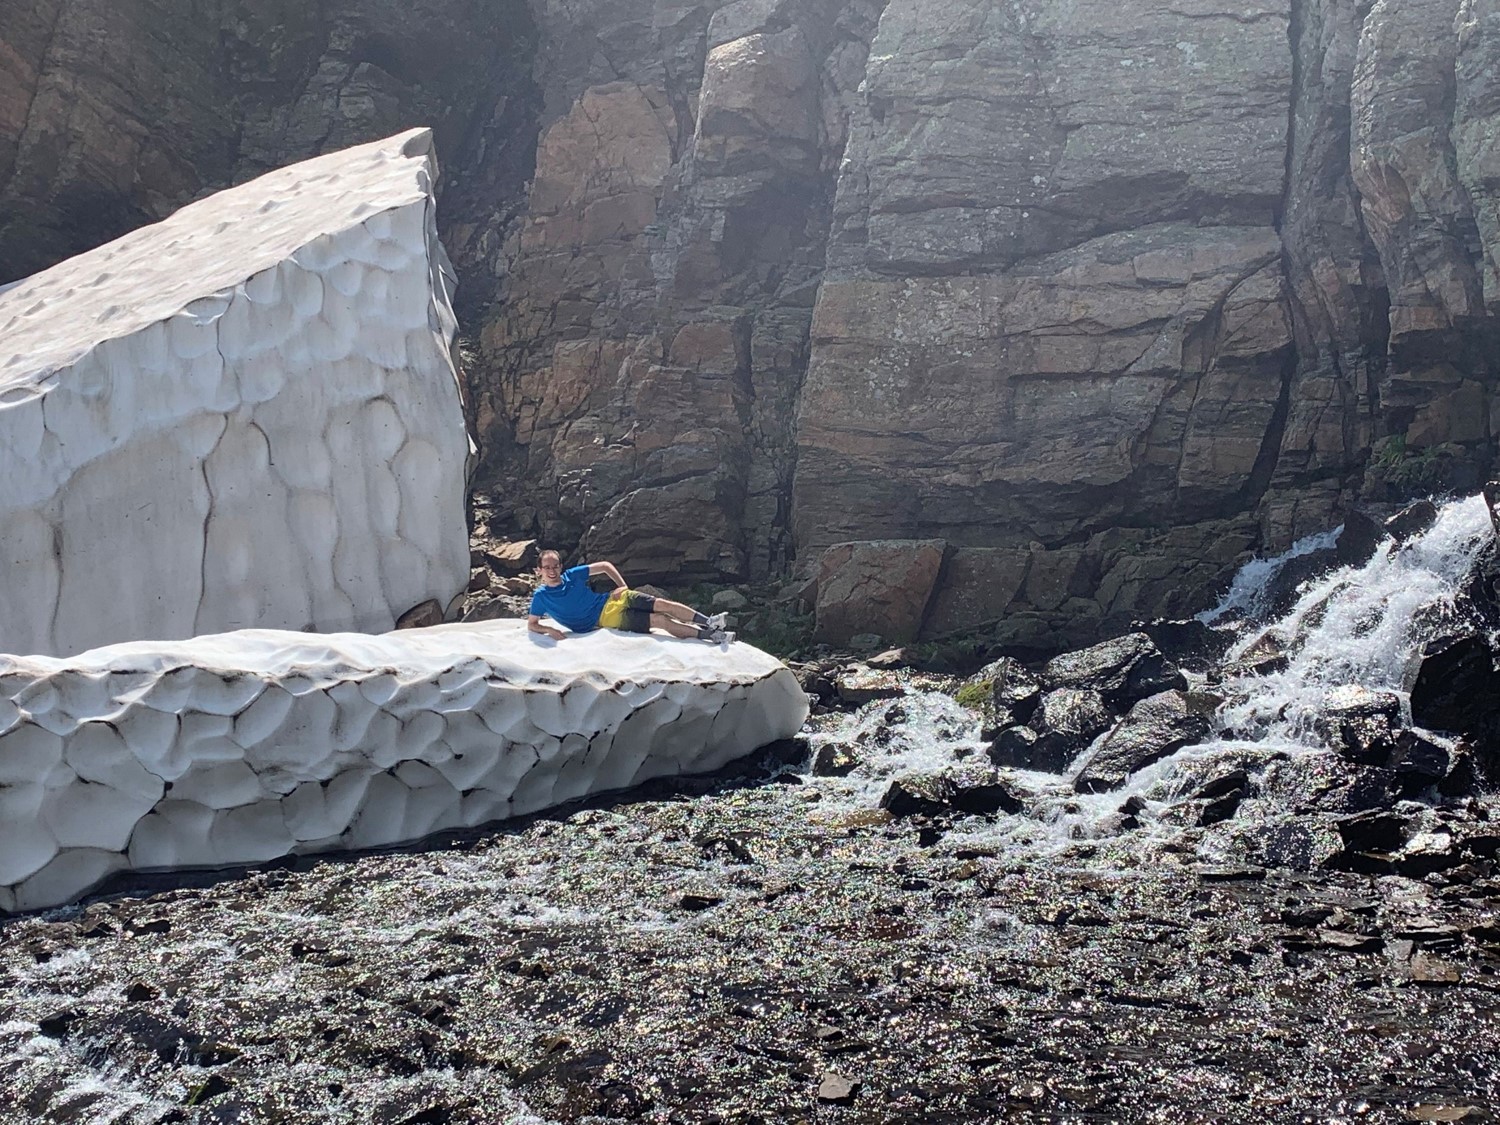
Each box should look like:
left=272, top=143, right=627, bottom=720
left=0, top=128, right=471, bottom=657
left=0, top=620, right=809, bottom=912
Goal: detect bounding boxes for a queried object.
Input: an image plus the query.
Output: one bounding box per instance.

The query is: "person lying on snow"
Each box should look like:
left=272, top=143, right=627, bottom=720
left=526, top=550, right=734, bottom=644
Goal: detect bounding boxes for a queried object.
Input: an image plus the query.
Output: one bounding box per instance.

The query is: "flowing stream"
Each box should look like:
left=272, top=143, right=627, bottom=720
left=803, top=492, right=1497, bottom=849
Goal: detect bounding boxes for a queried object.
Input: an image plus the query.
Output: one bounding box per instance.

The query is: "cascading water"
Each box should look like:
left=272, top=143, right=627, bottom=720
left=1212, top=494, right=1495, bottom=750
left=801, top=493, right=1497, bottom=852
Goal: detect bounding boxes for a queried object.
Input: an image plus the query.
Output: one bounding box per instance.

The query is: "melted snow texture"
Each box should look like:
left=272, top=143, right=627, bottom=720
left=0, top=620, right=810, bottom=912
left=0, top=128, right=470, bottom=657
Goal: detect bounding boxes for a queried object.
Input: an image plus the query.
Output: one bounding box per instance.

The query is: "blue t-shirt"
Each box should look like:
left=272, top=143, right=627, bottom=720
left=528, top=565, right=607, bottom=632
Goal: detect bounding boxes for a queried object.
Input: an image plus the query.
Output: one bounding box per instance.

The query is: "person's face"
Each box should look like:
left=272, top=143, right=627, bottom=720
left=537, top=557, right=563, bottom=585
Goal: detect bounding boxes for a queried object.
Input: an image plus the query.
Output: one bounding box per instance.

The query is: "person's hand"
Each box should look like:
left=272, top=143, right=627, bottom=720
left=545, top=627, right=567, bottom=640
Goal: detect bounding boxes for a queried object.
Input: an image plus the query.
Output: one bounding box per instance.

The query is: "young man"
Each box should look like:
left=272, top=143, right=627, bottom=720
left=527, top=551, right=734, bottom=643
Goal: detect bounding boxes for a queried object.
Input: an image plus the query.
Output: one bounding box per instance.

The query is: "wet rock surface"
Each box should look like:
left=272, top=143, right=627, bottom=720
left=2, top=749, right=1498, bottom=1124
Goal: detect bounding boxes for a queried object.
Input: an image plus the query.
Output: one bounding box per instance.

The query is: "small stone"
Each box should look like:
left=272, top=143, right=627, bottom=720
left=1406, top=1104, right=1482, bottom=1121
left=835, top=666, right=903, bottom=705
left=484, top=539, right=539, bottom=575
left=816, top=1073, right=859, bottom=1104
left=467, top=567, right=492, bottom=592
left=1409, top=952, right=1461, bottom=984
left=711, top=589, right=749, bottom=610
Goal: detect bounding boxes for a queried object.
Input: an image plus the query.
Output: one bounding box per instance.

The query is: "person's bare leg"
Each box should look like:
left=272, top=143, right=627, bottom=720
left=651, top=597, right=699, bottom=624
left=650, top=612, right=700, bottom=638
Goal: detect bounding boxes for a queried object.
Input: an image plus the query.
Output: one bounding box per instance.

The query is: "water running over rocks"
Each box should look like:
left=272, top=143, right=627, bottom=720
left=3, top=495, right=1500, bottom=1122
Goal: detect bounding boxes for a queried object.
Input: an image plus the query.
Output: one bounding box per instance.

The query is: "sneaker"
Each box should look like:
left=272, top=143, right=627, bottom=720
left=705, top=611, right=730, bottom=629
left=706, top=628, right=735, bottom=645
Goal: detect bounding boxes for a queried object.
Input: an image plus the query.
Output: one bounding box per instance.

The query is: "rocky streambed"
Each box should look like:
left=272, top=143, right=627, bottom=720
left=7, top=494, right=1500, bottom=1124
left=1, top=735, right=1497, bottom=1125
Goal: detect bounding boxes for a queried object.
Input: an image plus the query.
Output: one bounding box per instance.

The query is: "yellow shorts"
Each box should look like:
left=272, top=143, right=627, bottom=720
left=596, top=588, right=657, bottom=632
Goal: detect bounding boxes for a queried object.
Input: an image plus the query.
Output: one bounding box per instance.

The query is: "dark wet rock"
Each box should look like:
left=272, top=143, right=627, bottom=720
left=811, top=743, right=860, bottom=777
left=1236, top=822, right=1345, bottom=871
left=1335, top=510, right=1385, bottom=567
left=1333, top=810, right=1413, bottom=856
left=1395, top=832, right=1465, bottom=878
left=1313, top=928, right=1383, bottom=954
left=1073, top=691, right=1216, bottom=794
left=1385, top=500, right=1439, bottom=543
left=1410, top=636, right=1500, bottom=781
left=966, top=657, right=1042, bottom=718
left=1041, top=633, right=1185, bottom=708
left=790, top=663, right=837, bottom=705
left=1192, top=865, right=1265, bottom=882
left=880, top=775, right=952, bottom=819
left=1262, top=548, right=1340, bottom=618
left=835, top=666, right=904, bottom=706
left=1314, top=686, right=1403, bottom=764
left=1013, top=688, right=1113, bottom=775
left=1223, top=630, right=1289, bottom=679
left=1196, top=768, right=1250, bottom=802
left=959, top=657, right=1041, bottom=739
left=879, top=767, right=1023, bottom=819
left=1137, top=618, right=1232, bottom=675
left=988, top=725, right=1043, bottom=770
left=1198, top=790, right=1245, bottom=827
left=1388, top=729, right=1453, bottom=782
left=945, top=767, right=1026, bottom=817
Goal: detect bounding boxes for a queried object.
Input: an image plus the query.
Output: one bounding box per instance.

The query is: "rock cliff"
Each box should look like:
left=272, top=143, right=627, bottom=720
left=6, top=0, right=1500, bottom=648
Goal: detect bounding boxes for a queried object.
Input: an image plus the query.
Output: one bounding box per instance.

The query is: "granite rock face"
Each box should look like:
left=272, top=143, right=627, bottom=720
left=0, top=619, right=808, bottom=912
left=11, top=0, right=1500, bottom=650
left=0, top=0, right=536, bottom=294
left=0, top=130, right=471, bottom=657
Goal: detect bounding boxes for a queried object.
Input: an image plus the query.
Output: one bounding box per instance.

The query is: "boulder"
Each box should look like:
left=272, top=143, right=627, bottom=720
left=813, top=540, right=947, bottom=646
left=959, top=656, right=1041, bottom=738
left=0, top=130, right=471, bottom=657
left=0, top=620, right=808, bottom=912
left=1334, top=511, right=1385, bottom=567
left=1041, top=633, right=1186, bottom=709
left=483, top=540, right=541, bottom=576
left=1073, top=690, right=1217, bottom=793
left=879, top=766, right=1024, bottom=819
left=1003, top=688, right=1114, bottom=774
left=1410, top=635, right=1500, bottom=780
left=1313, top=686, right=1404, bottom=762
left=1385, top=500, right=1439, bottom=542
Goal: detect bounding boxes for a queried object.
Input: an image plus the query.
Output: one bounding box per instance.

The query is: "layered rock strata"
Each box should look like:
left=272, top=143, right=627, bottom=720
left=0, top=620, right=808, bottom=912
left=11, top=0, right=1500, bottom=651
left=0, top=0, right=537, bottom=294
left=0, top=129, right=471, bottom=657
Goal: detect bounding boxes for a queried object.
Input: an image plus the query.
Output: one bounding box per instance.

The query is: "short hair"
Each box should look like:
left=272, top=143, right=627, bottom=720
left=538, top=549, right=562, bottom=564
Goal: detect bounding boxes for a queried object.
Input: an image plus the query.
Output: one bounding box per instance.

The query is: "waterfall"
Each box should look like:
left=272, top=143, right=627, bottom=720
left=1211, top=494, right=1495, bottom=751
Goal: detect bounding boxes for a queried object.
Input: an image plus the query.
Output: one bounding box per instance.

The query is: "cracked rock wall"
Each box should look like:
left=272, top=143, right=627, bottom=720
left=0, top=620, right=809, bottom=911
left=12, top=1, right=1500, bottom=649
left=0, top=129, right=471, bottom=657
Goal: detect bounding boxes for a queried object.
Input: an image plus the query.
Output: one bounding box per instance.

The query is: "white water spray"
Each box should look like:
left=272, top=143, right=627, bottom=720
left=1214, top=494, right=1494, bottom=749
left=1196, top=526, right=1340, bottom=625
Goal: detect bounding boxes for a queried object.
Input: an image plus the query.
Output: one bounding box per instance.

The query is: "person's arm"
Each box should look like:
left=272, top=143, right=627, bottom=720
left=528, top=614, right=566, bottom=640
left=589, top=561, right=626, bottom=589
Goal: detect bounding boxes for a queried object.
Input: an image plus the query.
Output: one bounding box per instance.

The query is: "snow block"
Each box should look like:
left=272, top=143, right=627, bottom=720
left=0, top=621, right=809, bottom=911
left=0, top=128, right=470, bottom=657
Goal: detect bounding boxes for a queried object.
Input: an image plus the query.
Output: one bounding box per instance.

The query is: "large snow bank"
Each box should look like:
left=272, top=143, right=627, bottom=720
left=0, top=621, right=809, bottom=912
left=0, top=128, right=470, bottom=657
